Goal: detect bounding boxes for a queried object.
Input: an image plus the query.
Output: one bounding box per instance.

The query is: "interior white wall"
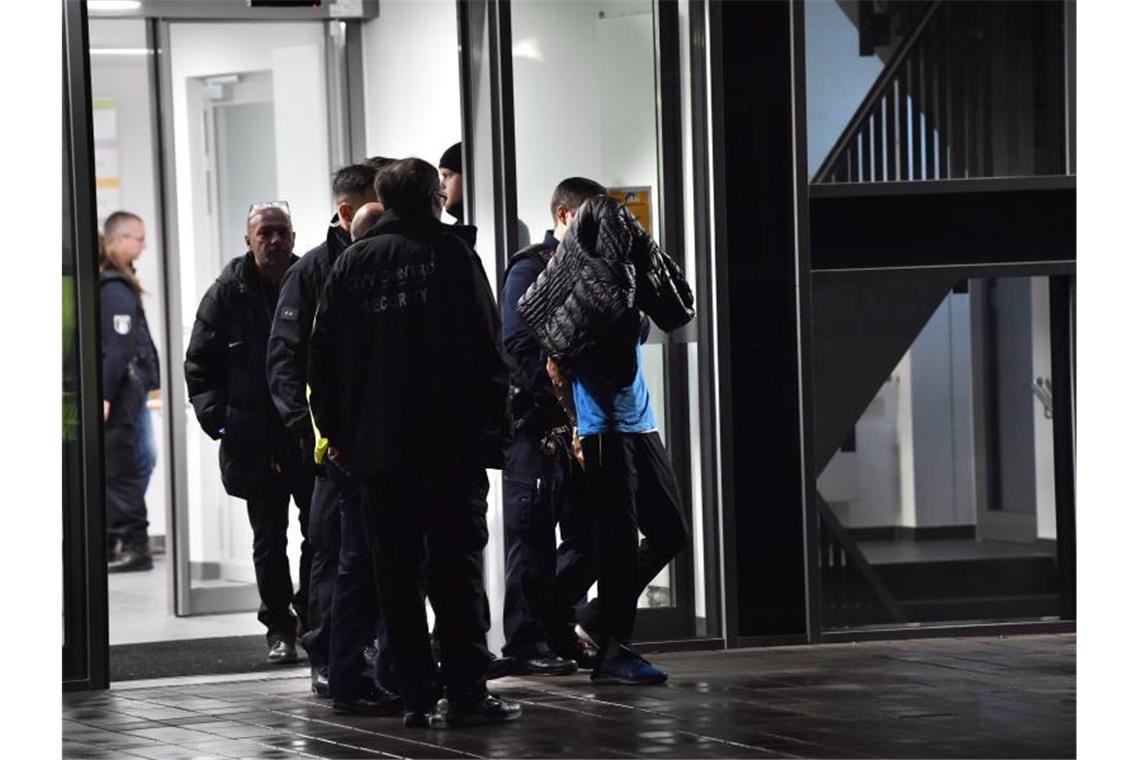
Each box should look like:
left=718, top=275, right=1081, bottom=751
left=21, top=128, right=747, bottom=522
left=804, top=0, right=885, bottom=177
left=169, top=22, right=328, bottom=579
left=821, top=294, right=979, bottom=531
left=361, top=0, right=462, bottom=209
left=1031, top=278, right=1058, bottom=540
left=89, top=19, right=168, bottom=539
left=512, top=1, right=655, bottom=239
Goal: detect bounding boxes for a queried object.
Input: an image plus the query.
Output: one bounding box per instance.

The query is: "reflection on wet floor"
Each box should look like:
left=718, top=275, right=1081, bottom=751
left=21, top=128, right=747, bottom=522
left=64, top=633, right=1075, bottom=759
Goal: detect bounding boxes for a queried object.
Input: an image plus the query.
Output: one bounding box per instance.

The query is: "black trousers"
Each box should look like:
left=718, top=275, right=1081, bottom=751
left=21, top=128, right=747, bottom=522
left=359, top=464, right=492, bottom=713
left=244, top=466, right=313, bottom=642
left=327, top=462, right=391, bottom=699
left=104, top=392, right=149, bottom=552
left=502, top=434, right=595, bottom=657
left=581, top=431, right=689, bottom=650
left=301, top=471, right=340, bottom=666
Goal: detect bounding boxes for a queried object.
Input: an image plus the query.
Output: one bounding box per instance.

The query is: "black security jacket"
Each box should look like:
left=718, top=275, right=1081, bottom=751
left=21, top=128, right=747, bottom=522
left=100, top=269, right=160, bottom=405
left=266, top=216, right=352, bottom=441
left=308, top=211, right=509, bottom=474
left=184, top=251, right=301, bottom=498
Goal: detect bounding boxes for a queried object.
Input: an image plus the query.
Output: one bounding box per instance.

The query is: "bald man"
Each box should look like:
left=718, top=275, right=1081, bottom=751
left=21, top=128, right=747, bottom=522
left=351, top=201, right=385, bottom=242
left=186, top=202, right=314, bottom=665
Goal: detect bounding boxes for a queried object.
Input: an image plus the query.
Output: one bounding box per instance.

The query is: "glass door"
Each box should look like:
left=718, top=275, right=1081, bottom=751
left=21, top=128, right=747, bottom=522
left=159, top=20, right=336, bottom=615
left=503, top=0, right=704, bottom=642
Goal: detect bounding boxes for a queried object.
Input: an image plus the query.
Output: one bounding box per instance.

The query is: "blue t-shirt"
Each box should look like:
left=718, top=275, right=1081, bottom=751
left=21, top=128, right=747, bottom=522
left=573, top=342, right=656, bottom=436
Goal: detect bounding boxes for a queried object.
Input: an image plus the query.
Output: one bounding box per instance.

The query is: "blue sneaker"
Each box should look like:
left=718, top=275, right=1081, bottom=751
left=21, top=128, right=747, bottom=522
left=590, top=647, right=668, bottom=685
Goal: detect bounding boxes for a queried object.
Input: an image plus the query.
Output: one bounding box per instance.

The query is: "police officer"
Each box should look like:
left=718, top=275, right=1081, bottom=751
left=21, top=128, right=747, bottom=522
left=497, top=179, right=609, bottom=674
left=185, top=202, right=313, bottom=664
left=100, top=211, right=160, bottom=573
left=309, top=158, right=519, bottom=728
left=266, top=162, right=388, bottom=700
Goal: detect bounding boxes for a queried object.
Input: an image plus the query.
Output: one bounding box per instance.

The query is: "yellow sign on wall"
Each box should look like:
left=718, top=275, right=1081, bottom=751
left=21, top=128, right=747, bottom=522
left=607, top=186, right=652, bottom=237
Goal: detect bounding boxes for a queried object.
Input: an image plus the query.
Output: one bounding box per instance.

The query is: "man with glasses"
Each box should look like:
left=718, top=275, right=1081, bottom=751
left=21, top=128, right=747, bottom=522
left=185, top=201, right=313, bottom=665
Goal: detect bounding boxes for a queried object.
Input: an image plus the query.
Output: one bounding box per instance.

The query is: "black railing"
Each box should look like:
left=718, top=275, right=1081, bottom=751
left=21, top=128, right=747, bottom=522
left=814, top=1, right=1067, bottom=185
left=817, top=493, right=906, bottom=628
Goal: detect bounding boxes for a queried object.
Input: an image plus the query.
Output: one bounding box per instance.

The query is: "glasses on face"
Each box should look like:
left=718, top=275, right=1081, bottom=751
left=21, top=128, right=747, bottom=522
left=247, top=200, right=291, bottom=219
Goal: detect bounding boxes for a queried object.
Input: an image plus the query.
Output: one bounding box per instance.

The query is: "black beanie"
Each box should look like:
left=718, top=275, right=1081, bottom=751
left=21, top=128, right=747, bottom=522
left=439, top=142, right=462, bottom=173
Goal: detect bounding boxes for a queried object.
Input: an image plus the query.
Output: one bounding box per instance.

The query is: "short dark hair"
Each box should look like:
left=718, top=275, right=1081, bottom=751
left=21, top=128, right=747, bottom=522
left=375, top=158, right=441, bottom=217
left=103, top=210, right=143, bottom=240
left=364, top=155, right=396, bottom=171
left=550, top=177, right=607, bottom=222
left=332, top=163, right=378, bottom=201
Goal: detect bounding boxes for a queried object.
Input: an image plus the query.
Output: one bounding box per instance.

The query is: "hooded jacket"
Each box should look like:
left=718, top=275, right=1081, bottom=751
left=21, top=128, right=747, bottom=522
left=515, top=196, right=694, bottom=372
left=308, top=210, right=509, bottom=474
left=184, top=251, right=302, bottom=498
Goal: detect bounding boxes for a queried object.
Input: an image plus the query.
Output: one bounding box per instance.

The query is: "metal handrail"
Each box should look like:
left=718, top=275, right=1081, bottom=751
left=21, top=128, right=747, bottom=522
left=811, top=1, right=943, bottom=185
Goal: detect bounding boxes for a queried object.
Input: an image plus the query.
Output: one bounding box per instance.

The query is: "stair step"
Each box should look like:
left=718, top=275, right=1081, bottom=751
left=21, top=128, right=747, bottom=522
left=899, top=594, right=1060, bottom=622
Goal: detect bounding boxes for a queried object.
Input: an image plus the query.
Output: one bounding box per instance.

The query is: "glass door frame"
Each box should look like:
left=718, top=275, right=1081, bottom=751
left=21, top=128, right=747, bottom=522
left=64, top=0, right=111, bottom=691
left=456, top=0, right=718, bottom=647
left=148, top=8, right=370, bottom=616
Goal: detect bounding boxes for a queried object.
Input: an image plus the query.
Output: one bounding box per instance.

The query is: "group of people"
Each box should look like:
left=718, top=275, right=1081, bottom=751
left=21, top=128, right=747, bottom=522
left=98, top=141, right=695, bottom=729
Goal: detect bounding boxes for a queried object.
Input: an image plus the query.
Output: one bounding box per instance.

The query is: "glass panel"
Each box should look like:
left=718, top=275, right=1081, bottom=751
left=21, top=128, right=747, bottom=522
left=88, top=18, right=177, bottom=642
left=168, top=22, right=331, bottom=610
left=508, top=1, right=704, bottom=633
left=815, top=276, right=1062, bottom=630
left=806, top=0, right=1066, bottom=184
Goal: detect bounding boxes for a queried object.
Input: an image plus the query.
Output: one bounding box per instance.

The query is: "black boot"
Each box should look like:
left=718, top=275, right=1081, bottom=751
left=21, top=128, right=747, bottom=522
left=108, top=542, right=152, bottom=573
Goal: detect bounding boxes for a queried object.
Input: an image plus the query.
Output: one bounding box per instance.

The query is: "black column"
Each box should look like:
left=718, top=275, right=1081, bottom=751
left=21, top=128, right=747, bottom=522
left=709, top=0, right=814, bottom=641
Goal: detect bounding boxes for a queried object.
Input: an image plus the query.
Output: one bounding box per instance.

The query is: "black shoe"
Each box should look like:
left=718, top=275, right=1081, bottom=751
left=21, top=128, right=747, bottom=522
left=513, top=652, right=577, bottom=677
left=428, top=694, right=522, bottom=728
left=332, top=687, right=403, bottom=716
left=108, top=550, right=153, bottom=573
left=551, top=640, right=598, bottom=671
left=267, top=638, right=298, bottom=664
left=311, top=665, right=330, bottom=697
left=486, top=655, right=516, bottom=681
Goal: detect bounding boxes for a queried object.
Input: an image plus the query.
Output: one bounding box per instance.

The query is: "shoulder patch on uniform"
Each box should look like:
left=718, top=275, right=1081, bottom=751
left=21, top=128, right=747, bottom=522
left=113, top=314, right=132, bottom=335
left=280, top=306, right=299, bottom=321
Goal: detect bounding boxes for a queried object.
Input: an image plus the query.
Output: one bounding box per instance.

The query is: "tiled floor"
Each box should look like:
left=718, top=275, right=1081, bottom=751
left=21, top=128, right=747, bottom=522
left=64, top=633, right=1075, bottom=759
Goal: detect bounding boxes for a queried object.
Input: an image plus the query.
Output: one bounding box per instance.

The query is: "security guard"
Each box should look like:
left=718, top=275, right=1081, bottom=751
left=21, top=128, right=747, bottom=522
left=266, top=162, right=388, bottom=703
left=100, top=211, right=160, bottom=573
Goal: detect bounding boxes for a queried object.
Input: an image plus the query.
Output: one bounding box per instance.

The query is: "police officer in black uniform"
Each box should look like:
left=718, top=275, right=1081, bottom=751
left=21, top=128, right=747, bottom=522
left=266, top=161, right=400, bottom=712
left=266, top=162, right=374, bottom=693
left=185, top=202, right=313, bottom=664
left=497, top=179, right=607, bottom=673
left=100, top=211, right=161, bottom=573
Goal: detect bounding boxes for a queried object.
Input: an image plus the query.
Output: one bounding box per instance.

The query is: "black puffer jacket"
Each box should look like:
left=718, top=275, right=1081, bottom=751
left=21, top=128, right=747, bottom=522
left=516, top=196, right=694, bottom=370
left=185, top=252, right=303, bottom=498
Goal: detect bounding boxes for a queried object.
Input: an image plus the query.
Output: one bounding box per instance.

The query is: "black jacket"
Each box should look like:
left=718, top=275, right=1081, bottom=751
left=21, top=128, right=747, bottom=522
left=266, top=216, right=353, bottom=441
left=501, top=234, right=566, bottom=436
left=308, top=211, right=509, bottom=474
left=100, top=269, right=160, bottom=408
left=184, top=251, right=301, bottom=498
left=516, top=196, right=694, bottom=371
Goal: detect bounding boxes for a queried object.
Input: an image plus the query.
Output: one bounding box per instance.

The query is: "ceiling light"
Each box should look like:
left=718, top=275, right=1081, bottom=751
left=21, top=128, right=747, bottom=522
left=88, top=1, right=143, bottom=12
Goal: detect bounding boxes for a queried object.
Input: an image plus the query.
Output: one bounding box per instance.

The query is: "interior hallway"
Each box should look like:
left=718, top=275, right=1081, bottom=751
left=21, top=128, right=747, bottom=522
left=64, top=633, right=1074, bottom=758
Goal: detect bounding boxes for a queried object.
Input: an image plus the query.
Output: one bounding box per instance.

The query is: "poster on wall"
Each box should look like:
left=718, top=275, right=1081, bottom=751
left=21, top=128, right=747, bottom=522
left=607, top=186, right=652, bottom=237
left=91, top=97, right=120, bottom=225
